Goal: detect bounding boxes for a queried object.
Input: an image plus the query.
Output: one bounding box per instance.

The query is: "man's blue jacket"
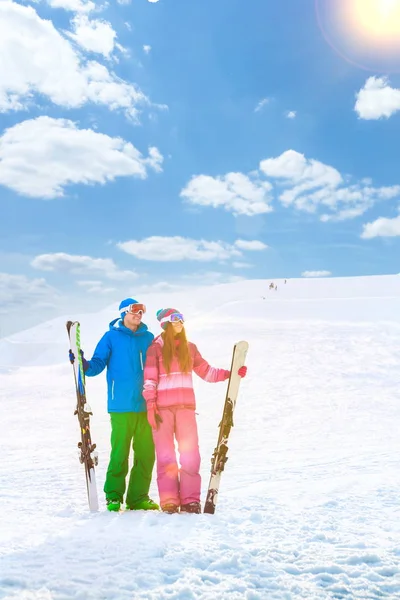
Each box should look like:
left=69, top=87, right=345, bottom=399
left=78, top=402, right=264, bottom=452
left=85, top=318, right=154, bottom=413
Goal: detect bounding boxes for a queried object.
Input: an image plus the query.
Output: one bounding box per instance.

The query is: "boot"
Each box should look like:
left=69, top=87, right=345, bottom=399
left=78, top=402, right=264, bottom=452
left=126, top=498, right=160, bottom=511
left=180, top=501, right=201, bottom=514
left=162, top=503, right=179, bottom=514
left=106, top=499, right=121, bottom=512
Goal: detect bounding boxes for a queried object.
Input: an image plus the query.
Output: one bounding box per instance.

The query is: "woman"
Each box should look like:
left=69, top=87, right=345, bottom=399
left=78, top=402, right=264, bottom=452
left=143, top=307, right=247, bottom=514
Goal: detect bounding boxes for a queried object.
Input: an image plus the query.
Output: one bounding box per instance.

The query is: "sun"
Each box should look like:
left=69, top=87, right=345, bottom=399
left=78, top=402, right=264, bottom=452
left=348, top=0, right=400, bottom=41
left=316, top=0, right=400, bottom=72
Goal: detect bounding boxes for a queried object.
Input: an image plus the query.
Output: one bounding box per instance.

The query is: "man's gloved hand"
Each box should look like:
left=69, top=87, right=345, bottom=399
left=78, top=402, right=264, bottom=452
left=69, top=349, right=89, bottom=372
left=147, top=401, right=162, bottom=430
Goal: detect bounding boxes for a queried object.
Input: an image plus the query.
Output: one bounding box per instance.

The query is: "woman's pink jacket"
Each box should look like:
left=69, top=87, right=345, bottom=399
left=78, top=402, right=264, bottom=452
left=143, top=335, right=229, bottom=410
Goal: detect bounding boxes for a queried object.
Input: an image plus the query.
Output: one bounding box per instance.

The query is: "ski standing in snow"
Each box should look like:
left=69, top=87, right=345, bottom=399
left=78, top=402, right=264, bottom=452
left=204, top=340, right=249, bottom=514
left=67, top=321, right=99, bottom=512
left=143, top=308, right=247, bottom=514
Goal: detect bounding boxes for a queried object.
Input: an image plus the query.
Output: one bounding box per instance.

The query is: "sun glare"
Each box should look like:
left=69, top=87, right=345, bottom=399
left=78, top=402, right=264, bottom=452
left=349, top=0, right=400, bottom=41
left=316, top=0, right=400, bottom=72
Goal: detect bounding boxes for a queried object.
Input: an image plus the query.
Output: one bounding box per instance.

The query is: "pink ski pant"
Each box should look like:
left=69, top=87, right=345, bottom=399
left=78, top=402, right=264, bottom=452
left=152, top=407, right=201, bottom=507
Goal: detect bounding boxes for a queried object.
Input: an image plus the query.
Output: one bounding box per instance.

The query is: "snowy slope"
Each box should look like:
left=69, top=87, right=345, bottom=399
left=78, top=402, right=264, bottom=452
left=0, top=275, right=400, bottom=599
left=0, top=274, right=399, bottom=369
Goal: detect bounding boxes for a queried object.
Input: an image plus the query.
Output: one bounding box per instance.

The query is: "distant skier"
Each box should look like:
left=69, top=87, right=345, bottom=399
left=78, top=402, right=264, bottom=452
left=69, top=298, right=159, bottom=512
left=143, top=308, right=247, bottom=514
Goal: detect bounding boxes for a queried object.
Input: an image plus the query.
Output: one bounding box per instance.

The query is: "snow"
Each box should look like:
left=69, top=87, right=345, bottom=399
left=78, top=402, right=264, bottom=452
left=1, top=275, right=400, bottom=599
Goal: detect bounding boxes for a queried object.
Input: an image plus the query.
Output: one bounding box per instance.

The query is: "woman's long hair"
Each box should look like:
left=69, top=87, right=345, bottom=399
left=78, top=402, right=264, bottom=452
left=161, top=323, right=192, bottom=374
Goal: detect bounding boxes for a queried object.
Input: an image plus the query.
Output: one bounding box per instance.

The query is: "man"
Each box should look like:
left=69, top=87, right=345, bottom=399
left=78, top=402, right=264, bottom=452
left=71, top=298, right=158, bottom=512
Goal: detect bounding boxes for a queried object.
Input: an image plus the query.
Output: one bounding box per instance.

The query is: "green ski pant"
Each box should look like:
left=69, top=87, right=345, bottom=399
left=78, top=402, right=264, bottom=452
left=104, top=412, right=155, bottom=506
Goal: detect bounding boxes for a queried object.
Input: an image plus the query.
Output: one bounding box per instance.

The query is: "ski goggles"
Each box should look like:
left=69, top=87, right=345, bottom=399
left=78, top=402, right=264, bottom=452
left=121, top=303, right=146, bottom=316
left=159, top=312, right=185, bottom=325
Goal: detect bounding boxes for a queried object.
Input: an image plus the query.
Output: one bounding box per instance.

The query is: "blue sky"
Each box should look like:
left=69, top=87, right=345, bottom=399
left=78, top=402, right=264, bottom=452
left=1, top=0, right=400, bottom=335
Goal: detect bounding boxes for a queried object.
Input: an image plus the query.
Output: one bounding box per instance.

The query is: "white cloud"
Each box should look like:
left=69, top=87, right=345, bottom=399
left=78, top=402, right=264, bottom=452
left=260, top=150, right=400, bottom=220
left=147, top=0, right=160, bottom=3
left=260, top=150, right=342, bottom=196
left=286, top=111, right=297, bottom=119
left=254, top=98, right=270, bottom=113
left=115, top=41, right=130, bottom=58
left=47, top=0, right=95, bottom=13
left=145, top=147, right=164, bottom=173
left=0, top=272, right=58, bottom=311
left=0, top=1, right=151, bottom=118
left=232, top=262, right=253, bottom=269
left=117, top=236, right=268, bottom=263
left=355, top=77, right=400, bottom=120
left=31, top=253, right=138, bottom=280
left=0, top=116, right=163, bottom=198
left=181, top=150, right=400, bottom=222
left=302, top=271, right=331, bottom=278
left=143, top=45, right=152, bottom=54
left=234, top=239, right=268, bottom=251
left=67, top=15, right=117, bottom=57
left=361, top=214, right=400, bottom=238
left=180, top=172, right=273, bottom=217
left=76, top=280, right=117, bottom=293
left=117, top=236, right=243, bottom=262
left=320, top=206, right=367, bottom=222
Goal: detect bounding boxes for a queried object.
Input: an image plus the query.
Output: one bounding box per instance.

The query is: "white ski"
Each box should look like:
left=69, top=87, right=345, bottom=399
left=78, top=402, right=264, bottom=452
left=66, top=321, right=99, bottom=512
left=203, top=340, right=249, bottom=514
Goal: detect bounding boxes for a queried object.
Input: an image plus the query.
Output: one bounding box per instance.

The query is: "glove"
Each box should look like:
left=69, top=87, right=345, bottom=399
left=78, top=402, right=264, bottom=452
left=224, top=366, right=247, bottom=380
left=69, top=349, right=89, bottom=372
left=147, top=401, right=163, bottom=430
left=238, top=366, right=247, bottom=378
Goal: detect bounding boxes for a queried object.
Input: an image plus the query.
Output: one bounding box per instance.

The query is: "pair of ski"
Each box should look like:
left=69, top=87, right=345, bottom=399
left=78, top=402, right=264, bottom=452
left=66, top=321, right=248, bottom=514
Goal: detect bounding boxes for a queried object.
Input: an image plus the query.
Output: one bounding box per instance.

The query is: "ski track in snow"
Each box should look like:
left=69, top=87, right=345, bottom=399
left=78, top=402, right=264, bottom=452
left=1, top=279, right=400, bottom=599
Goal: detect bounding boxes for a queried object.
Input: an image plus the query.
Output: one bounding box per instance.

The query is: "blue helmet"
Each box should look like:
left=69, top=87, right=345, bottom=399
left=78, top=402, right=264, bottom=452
left=119, top=297, right=138, bottom=318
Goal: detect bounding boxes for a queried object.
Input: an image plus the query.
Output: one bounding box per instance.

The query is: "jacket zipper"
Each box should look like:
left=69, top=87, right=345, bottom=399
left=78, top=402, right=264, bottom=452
left=111, top=380, right=115, bottom=400
left=139, top=351, right=143, bottom=370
